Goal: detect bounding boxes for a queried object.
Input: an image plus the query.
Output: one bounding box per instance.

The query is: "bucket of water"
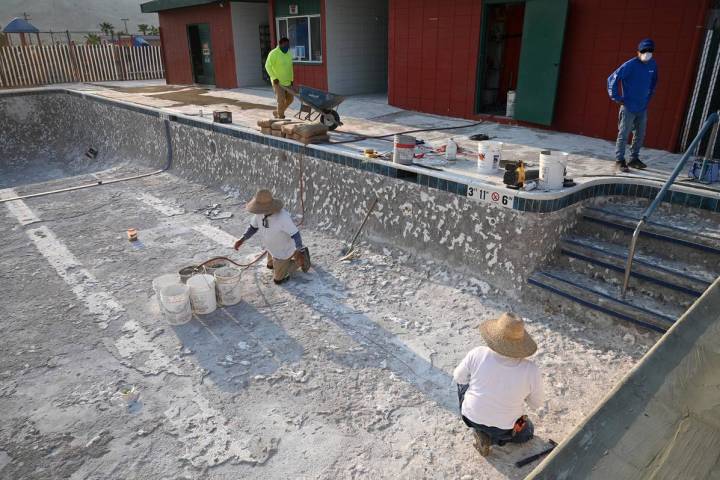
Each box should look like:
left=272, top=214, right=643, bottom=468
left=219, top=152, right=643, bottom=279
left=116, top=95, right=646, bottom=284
left=393, top=134, right=415, bottom=165
left=159, top=283, right=192, bottom=325
left=153, top=273, right=181, bottom=295
left=179, top=266, right=197, bottom=284
left=187, top=274, right=217, bottom=314
left=539, top=150, right=568, bottom=190
left=214, top=266, right=242, bottom=306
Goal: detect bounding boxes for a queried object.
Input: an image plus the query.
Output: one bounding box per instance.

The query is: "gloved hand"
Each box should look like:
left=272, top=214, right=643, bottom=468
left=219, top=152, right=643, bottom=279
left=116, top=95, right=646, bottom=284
left=233, top=238, right=244, bottom=251
left=273, top=79, right=279, bottom=85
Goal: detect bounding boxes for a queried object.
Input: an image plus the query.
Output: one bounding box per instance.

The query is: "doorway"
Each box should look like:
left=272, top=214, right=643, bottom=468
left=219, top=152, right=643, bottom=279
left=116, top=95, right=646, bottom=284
left=475, top=0, right=569, bottom=125
left=477, top=2, right=525, bottom=116
left=187, top=24, right=215, bottom=85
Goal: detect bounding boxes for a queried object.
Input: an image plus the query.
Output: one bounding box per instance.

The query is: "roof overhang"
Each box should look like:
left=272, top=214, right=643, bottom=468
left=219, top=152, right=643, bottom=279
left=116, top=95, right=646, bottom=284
left=140, top=0, right=265, bottom=14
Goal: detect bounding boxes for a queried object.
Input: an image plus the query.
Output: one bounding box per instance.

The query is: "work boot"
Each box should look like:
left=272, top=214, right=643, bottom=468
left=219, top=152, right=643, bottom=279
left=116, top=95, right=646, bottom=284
left=472, top=430, right=492, bottom=457
left=628, top=158, right=647, bottom=169
left=273, top=274, right=289, bottom=285
left=615, top=160, right=630, bottom=173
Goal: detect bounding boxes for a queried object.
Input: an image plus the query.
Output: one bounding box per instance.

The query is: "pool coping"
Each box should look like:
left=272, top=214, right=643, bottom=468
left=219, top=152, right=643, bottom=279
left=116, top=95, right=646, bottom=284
left=4, top=87, right=720, bottom=214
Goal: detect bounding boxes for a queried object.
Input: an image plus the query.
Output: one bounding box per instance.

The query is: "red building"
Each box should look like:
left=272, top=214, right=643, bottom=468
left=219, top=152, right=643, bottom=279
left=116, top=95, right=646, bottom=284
left=142, top=0, right=715, bottom=151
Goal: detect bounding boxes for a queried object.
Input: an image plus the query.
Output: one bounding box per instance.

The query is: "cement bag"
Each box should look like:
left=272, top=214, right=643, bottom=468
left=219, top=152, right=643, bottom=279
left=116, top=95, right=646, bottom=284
left=261, top=127, right=272, bottom=135
left=257, top=118, right=283, bottom=128
left=281, top=122, right=303, bottom=136
left=293, top=123, right=329, bottom=138
left=295, top=133, right=330, bottom=145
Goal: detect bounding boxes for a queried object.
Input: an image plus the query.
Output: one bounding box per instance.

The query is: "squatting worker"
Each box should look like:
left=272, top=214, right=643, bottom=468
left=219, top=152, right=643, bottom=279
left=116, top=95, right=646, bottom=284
left=265, top=37, right=294, bottom=119
left=233, top=189, right=310, bottom=284
left=607, top=38, right=658, bottom=173
left=453, top=312, right=544, bottom=457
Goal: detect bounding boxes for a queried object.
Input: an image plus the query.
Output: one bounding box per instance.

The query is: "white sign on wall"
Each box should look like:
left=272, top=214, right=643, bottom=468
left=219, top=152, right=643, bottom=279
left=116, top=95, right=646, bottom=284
left=467, top=186, right=515, bottom=209
left=289, top=4, right=299, bottom=14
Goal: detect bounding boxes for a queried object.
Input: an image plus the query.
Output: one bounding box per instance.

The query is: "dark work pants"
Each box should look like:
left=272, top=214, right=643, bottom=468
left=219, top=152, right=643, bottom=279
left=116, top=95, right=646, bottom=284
left=457, top=383, right=534, bottom=445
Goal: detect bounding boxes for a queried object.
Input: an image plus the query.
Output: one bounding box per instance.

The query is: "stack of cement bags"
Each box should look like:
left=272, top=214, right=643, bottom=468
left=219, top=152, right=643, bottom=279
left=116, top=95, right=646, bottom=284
left=256, top=119, right=330, bottom=144
left=284, top=123, right=330, bottom=145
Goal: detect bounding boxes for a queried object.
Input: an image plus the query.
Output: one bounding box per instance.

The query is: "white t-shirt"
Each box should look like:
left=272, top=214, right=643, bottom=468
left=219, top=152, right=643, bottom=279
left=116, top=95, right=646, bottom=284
left=250, top=209, right=298, bottom=260
left=453, top=346, right=544, bottom=429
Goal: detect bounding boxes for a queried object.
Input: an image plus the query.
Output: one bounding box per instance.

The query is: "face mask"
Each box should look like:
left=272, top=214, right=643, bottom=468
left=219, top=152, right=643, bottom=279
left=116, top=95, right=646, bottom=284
left=280, top=45, right=289, bottom=53
left=640, top=52, right=653, bottom=62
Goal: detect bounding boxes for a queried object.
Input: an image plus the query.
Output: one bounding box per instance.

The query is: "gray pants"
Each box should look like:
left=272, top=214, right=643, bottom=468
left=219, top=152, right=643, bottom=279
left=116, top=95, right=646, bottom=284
left=615, top=105, right=648, bottom=162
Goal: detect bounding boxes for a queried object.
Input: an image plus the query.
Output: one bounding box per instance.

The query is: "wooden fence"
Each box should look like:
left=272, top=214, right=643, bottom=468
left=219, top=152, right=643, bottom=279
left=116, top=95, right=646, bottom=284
left=0, top=44, right=165, bottom=88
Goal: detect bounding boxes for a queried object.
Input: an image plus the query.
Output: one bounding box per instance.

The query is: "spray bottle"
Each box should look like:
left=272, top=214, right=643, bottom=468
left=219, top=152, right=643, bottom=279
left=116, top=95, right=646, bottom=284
left=446, top=138, right=457, bottom=161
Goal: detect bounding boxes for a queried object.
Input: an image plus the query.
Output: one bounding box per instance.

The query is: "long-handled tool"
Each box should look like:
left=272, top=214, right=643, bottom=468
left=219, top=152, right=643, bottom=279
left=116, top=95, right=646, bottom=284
left=515, top=439, right=557, bottom=468
left=340, top=197, right=379, bottom=259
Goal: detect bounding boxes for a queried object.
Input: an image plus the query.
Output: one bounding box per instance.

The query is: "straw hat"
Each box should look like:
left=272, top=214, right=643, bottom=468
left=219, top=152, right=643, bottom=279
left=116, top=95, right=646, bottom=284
left=479, top=312, right=537, bottom=358
left=246, top=189, right=283, bottom=215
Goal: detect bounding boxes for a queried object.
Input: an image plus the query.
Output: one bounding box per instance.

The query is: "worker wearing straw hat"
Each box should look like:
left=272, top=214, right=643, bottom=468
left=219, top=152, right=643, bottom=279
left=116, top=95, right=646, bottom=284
left=453, top=312, right=544, bottom=456
left=233, top=189, right=310, bottom=284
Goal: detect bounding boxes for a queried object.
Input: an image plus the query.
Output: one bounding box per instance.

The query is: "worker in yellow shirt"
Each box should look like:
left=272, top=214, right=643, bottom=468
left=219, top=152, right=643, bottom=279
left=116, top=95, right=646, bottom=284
left=265, top=37, right=294, bottom=119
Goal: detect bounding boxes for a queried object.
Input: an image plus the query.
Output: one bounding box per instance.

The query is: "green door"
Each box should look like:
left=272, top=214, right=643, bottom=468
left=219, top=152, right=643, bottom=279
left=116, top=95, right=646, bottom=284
left=188, top=23, right=216, bottom=85
left=514, top=0, right=569, bottom=125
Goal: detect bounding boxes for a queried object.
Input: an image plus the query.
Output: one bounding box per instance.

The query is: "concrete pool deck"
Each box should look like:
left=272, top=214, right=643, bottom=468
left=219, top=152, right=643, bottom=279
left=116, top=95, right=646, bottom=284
left=77, top=80, right=719, bottom=198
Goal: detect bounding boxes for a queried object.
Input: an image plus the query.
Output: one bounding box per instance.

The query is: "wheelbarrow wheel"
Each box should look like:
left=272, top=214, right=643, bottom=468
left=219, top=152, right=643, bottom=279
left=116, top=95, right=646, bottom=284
left=321, top=110, right=341, bottom=131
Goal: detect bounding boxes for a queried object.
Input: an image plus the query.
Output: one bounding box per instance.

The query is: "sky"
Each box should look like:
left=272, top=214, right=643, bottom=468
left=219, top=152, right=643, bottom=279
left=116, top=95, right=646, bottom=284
left=1, top=0, right=159, bottom=33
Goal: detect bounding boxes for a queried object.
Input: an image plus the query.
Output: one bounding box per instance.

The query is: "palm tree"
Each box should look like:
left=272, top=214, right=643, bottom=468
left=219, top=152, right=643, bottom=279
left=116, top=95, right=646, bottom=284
left=84, top=33, right=101, bottom=45
left=137, top=24, right=149, bottom=35
left=148, top=26, right=159, bottom=36
left=99, top=22, right=115, bottom=39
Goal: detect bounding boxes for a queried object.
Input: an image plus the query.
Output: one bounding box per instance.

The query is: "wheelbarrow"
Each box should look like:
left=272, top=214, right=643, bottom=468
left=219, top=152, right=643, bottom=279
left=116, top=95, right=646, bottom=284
left=289, top=85, right=345, bottom=130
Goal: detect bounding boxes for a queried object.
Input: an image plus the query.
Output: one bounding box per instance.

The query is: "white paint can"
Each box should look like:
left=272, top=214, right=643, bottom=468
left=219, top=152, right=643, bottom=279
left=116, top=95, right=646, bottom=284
left=187, top=274, right=217, bottom=315
left=478, top=141, right=501, bottom=173
left=506, top=90, right=516, bottom=118
left=539, top=150, right=569, bottom=190
left=393, top=134, right=415, bottom=165
left=214, top=266, right=242, bottom=306
left=152, top=273, right=181, bottom=295
left=159, top=283, right=192, bottom=325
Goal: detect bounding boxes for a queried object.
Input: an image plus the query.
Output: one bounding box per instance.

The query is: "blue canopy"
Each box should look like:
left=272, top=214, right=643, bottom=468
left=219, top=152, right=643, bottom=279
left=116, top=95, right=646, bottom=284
left=3, top=18, right=40, bottom=34
left=133, top=36, right=151, bottom=47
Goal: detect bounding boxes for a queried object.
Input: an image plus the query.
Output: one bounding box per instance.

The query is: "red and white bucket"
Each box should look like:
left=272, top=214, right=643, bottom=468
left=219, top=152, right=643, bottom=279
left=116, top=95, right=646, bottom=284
left=393, top=134, right=415, bottom=165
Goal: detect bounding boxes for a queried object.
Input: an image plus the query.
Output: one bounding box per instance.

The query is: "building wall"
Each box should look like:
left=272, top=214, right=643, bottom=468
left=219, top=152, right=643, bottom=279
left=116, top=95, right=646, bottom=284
left=269, top=0, right=328, bottom=90
left=231, top=2, right=268, bottom=87
left=388, top=0, right=711, bottom=151
left=326, top=0, right=388, bottom=95
left=158, top=3, right=237, bottom=88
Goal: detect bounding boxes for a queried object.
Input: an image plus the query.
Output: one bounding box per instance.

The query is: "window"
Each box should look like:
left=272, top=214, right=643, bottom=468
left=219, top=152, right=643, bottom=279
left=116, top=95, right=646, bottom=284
left=276, top=15, right=322, bottom=63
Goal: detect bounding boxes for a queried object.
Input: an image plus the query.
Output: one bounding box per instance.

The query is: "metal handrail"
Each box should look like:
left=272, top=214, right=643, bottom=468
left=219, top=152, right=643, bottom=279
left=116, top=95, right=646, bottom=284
left=621, top=111, right=720, bottom=298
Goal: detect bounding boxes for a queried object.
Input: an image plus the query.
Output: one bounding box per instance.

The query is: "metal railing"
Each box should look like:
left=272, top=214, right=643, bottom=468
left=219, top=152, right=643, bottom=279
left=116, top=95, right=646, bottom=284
left=621, top=111, right=720, bottom=298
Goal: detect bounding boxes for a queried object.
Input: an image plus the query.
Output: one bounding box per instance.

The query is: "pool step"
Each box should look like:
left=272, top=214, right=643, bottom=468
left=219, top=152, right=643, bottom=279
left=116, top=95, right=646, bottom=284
left=559, top=236, right=711, bottom=298
left=528, top=203, right=720, bottom=333
left=528, top=270, right=677, bottom=332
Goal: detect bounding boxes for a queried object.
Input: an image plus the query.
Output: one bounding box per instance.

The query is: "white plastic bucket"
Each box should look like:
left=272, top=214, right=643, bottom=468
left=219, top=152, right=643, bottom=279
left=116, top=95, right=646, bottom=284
left=393, top=134, right=415, bottom=165
left=153, top=273, right=181, bottom=295
left=478, top=141, right=500, bottom=173
left=539, top=150, right=569, bottom=190
left=159, top=284, right=192, bottom=325
left=506, top=90, right=516, bottom=118
left=187, top=274, right=217, bottom=314
left=214, top=267, right=242, bottom=306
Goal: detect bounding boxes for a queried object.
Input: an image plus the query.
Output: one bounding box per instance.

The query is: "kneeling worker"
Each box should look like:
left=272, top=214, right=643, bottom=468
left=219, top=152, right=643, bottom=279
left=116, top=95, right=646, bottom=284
left=453, top=312, right=544, bottom=456
left=233, top=189, right=310, bottom=284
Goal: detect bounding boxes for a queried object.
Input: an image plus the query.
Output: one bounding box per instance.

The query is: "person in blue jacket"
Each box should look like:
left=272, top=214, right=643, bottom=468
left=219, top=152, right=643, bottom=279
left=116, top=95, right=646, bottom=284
left=607, top=38, right=658, bottom=172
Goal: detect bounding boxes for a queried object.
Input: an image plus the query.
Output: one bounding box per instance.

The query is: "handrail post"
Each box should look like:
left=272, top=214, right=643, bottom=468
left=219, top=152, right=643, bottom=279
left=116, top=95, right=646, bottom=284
left=621, top=219, right=645, bottom=298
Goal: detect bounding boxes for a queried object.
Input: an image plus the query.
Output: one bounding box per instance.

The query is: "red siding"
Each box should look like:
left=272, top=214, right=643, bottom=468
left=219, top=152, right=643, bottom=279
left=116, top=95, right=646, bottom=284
left=388, top=0, right=711, bottom=151
left=158, top=3, right=237, bottom=88
left=269, top=0, right=328, bottom=90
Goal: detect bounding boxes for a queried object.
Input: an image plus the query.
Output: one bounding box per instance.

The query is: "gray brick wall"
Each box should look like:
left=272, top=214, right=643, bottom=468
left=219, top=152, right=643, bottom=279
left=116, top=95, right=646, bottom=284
left=326, top=0, right=388, bottom=95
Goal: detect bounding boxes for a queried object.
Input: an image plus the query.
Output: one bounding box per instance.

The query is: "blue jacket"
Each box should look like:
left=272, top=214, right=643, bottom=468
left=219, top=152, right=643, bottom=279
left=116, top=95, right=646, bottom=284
left=607, top=57, right=658, bottom=113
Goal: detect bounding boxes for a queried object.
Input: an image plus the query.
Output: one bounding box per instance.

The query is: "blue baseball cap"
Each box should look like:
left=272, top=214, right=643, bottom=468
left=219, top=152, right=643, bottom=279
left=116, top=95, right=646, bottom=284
left=638, top=38, right=655, bottom=52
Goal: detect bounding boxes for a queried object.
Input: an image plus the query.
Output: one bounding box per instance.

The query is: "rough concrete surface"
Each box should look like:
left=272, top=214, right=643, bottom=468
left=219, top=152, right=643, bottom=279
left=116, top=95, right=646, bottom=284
left=0, top=88, right=661, bottom=479
left=1, top=167, right=656, bottom=479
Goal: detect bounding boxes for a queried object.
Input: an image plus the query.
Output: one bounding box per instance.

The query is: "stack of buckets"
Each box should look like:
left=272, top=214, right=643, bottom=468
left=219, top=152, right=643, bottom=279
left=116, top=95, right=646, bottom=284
left=153, top=264, right=243, bottom=325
